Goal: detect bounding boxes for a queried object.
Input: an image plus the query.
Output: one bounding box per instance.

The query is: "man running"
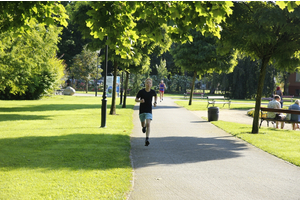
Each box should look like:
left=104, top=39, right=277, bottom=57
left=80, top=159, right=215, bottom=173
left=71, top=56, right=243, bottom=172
left=135, top=78, right=157, bottom=146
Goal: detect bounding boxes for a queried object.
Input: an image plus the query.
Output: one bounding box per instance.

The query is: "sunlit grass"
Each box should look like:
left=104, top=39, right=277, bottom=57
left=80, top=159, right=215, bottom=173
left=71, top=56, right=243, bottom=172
left=210, top=120, right=300, bottom=167
left=174, top=100, right=255, bottom=111
left=0, top=95, right=134, bottom=199
left=174, top=97, right=300, bottom=167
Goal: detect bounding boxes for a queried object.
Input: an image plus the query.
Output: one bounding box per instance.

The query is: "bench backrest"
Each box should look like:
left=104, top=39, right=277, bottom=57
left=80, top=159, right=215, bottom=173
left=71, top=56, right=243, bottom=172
left=207, top=96, right=225, bottom=99
left=282, top=95, right=294, bottom=98
left=260, top=107, right=300, bottom=115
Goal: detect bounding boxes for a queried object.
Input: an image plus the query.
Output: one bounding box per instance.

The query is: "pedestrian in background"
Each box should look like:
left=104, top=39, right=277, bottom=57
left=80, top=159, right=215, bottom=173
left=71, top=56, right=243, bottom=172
left=159, top=80, right=166, bottom=102
left=275, top=86, right=283, bottom=108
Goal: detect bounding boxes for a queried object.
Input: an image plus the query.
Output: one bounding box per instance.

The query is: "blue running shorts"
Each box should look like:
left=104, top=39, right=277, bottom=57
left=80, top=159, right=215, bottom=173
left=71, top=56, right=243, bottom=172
left=139, top=113, right=153, bottom=122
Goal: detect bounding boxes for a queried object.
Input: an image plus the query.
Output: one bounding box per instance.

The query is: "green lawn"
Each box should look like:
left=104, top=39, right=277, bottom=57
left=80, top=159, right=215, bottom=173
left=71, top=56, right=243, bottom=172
left=174, top=100, right=256, bottom=110
left=2, top=94, right=299, bottom=199
left=210, top=120, right=300, bottom=167
left=0, top=95, right=135, bottom=199
left=174, top=98, right=300, bottom=167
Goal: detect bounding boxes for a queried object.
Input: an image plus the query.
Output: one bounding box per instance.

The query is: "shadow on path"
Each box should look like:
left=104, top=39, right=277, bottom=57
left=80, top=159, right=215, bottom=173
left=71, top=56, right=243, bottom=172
left=131, top=136, right=247, bottom=168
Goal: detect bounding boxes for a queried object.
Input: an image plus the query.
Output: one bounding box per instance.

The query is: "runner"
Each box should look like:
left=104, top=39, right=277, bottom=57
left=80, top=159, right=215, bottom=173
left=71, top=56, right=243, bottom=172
left=159, top=80, right=166, bottom=102
left=135, top=78, right=157, bottom=146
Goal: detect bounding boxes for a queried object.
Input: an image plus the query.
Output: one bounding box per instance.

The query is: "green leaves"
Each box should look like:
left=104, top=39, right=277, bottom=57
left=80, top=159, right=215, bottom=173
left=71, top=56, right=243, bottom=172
left=0, top=2, right=68, bottom=34
left=276, top=1, right=300, bottom=12
left=75, top=1, right=233, bottom=60
left=0, top=19, right=65, bottom=99
left=70, top=45, right=99, bottom=84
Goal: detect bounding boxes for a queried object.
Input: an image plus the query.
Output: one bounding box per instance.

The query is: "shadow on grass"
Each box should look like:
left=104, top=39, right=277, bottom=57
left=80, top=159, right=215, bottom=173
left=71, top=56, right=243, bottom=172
left=0, top=134, right=131, bottom=170
left=131, top=136, right=248, bottom=169
left=0, top=104, right=134, bottom=113
left=0, top=114, right=52, bottom=122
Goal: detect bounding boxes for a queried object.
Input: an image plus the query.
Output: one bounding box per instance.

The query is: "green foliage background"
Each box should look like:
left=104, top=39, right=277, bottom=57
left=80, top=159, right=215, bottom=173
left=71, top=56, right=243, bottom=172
left=0, top=20, right=65, bottom=100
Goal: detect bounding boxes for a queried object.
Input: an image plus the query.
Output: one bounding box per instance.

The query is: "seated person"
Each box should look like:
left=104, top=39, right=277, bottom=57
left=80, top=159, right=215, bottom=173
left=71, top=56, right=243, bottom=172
left=267, top=95, right=284, bottom=129
left=288, top=99, right=300, bottom=130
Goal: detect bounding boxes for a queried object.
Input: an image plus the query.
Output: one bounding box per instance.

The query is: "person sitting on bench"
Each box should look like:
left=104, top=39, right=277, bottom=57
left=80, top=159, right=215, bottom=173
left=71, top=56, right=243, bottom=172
left=288, top=99, right=300, bottom=130
left=267, top=95, right=285, bottom=129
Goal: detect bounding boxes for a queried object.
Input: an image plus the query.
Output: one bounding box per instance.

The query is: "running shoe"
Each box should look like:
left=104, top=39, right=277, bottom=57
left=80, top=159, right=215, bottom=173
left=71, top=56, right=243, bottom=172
left=142, top=127, right=146, bottom=133
left=145, top=140, right=150, bottom=146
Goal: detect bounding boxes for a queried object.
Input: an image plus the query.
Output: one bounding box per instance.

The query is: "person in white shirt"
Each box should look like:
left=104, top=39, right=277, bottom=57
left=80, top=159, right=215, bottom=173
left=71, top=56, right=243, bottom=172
left=267, top=95, right=284, bottom=129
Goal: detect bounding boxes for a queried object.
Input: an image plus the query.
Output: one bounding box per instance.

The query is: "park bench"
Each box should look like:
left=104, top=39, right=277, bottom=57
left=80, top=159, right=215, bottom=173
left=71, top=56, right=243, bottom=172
left=207, top=96, right=231, bottom=108
left=55, top=89, right=64, bottom=95
left=184, top=92, right=204, bottom=98
left=261, top=95, right=294, bottom=102
left=260, top=107, right=300, bottom=128
left=282, top=95, right=294, bottom=102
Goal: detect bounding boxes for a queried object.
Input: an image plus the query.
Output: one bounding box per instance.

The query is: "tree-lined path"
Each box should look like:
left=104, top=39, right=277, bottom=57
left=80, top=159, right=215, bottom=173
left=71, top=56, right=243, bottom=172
left=129, top=97, right=300, bottom=200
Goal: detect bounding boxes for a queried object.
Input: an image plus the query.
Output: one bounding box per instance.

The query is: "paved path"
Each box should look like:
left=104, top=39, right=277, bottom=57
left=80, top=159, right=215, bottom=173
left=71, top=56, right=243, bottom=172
left=129, top=97, right=300, bottom=200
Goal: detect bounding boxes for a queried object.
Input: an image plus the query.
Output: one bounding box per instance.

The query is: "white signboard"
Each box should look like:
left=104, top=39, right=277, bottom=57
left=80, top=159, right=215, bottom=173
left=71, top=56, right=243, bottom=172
left=106, top=76, right=120, bottom=97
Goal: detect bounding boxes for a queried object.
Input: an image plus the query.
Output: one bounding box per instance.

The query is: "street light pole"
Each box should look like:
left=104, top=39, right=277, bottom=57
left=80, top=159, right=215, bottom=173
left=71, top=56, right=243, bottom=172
left=101, top=36, right=108, bottom=128
left=95, top=50, right=101, bottom=97
left=119, top=71, right=123, bottom=105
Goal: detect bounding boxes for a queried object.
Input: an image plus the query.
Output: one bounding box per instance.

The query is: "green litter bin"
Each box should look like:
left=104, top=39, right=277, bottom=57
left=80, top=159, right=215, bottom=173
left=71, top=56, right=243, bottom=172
left=208, top=107, right=219, bottom=122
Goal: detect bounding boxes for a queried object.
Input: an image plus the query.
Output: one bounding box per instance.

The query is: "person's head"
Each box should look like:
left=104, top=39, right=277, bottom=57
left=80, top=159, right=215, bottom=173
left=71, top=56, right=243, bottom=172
left=274, top=95, right=281, bottom=102
left=276, top=86, right=280, bottom=90
left=160, top=80, right=164, bottom=83
left=295, top=99, right=300, bottom=105
left=145, top=78, right=152, bottom=89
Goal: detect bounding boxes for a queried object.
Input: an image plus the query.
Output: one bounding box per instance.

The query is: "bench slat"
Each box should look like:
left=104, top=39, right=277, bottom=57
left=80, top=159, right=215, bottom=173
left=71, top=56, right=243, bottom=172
left=260, top=107, right=300, bottom=115
left=207, top=96, right=230, bottom=108
left=260, top=107, right=300, bottom=128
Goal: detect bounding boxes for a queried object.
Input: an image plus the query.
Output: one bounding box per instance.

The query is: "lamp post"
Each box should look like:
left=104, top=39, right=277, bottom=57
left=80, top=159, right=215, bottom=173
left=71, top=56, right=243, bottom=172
left=101, top=36, right=108, bottom=128
left=119, top=71, right=123, bottom=105
left=95, top=50, right=101, bottom=97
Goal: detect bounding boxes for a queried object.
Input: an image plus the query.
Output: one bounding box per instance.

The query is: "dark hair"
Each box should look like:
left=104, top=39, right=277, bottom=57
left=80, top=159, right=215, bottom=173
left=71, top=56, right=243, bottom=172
left=274, top=95, right=280, bottom=100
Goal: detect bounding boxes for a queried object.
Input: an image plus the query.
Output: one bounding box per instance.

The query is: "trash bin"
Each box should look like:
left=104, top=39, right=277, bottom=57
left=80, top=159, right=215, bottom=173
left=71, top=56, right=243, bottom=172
left=208, top=107, right=219, bottom=122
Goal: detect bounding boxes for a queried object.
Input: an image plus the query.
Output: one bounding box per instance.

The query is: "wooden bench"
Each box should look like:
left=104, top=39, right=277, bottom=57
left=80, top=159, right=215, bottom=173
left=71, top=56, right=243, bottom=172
left=260, top=107, right=300, bottom=128
left=282, top=95, right=294, bottom=102
left=207, top=96, right=231, bottom=108
left=55, top=89, right=64, bottom=95
left=184, top=92, right=204, bottom=98
left=261, top=95, right=294, bottom=102
left=261, top=97, right=273, bottom=101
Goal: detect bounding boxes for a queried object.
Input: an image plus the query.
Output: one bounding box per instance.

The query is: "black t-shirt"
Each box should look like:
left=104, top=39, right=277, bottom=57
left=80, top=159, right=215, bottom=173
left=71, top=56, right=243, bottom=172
left=136, top=89, right=157, bottom=114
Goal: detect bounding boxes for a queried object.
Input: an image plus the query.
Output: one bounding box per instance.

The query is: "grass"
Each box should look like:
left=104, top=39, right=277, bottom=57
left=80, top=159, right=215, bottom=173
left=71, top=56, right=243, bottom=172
left=210, top=120, right=300, bottom=167
left=0, top=95, right=135, bottom=199
left=173, top=97, right=300, bottom=167
left=174, top=100, right=256, bottom=111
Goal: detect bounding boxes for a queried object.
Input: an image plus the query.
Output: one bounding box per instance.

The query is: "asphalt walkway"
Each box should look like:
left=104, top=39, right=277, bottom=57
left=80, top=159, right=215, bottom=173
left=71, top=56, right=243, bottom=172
left=129, top=97, right=300, bottom=200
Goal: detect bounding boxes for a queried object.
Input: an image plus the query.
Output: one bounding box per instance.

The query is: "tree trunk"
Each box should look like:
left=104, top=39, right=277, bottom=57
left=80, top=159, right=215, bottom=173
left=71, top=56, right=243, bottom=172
left=85, top=80, right=88, bottom=93
left=189, top=71, right=197, bottom=105
left=283, top=72, right=290, bottom=95
left=122, top=71, right=129, bottom=108
left=252, top=56, right=271, bottom=133
left=109, top=61, right=117, bottom=115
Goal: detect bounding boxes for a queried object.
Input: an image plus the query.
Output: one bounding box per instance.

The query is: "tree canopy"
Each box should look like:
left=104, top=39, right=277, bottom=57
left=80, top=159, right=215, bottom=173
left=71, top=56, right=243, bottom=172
left=220, top=1, right=300, bottom=133
left=171, top=29, right=234, bottom=105
left=84, top=1, right=233, bottom=59
left=0, top=19, right=65, bottom=100
left=0, top=1, right=68, bottom=34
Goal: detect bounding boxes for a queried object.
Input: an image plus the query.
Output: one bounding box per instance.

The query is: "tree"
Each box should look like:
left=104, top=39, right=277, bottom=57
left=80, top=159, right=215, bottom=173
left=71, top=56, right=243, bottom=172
left=85, top=1, right=233, bottom=59
left=171, top=29, right=234, bottom=105
left=0, top=19, right=65, bottom=100
left=0, top=1, right=68, bottom=34
left=70, top=45, right=99, bottom=93
left=57, top=1, right=91, bottom=71
left=220, top=2, right=300, bottom=133
left=72, top=1, right=233, bottom=116
left=223, top=57, right=276, bottom=99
